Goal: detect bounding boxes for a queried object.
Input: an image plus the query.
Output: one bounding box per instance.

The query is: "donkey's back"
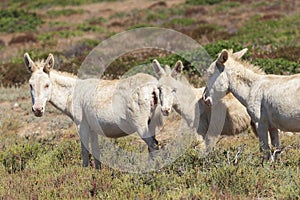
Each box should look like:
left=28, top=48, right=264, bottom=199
left=79, top=73, right=159, bottom=137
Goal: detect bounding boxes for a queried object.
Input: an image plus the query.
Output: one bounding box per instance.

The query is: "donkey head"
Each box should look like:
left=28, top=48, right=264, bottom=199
left=24, top=53, right=54, bottom=117
left=203, top=48, right=248, bottom=106
left=152, top=59, right=183, bottom=116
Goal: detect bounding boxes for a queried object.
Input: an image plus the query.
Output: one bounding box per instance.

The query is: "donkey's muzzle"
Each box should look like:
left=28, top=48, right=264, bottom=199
left=202, top=87, right=212, bottom=107
left=32, top=105, right=44, bottom=117
left=161, top=107, right=171, bottom=116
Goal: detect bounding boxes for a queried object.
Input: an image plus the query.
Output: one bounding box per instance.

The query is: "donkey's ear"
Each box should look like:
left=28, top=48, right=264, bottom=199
left=171, top=60, right=184, bottom=78
left=24, top=53, right=35, bottom=73
left=217, top=50, right=228, bottom=64
left=152, top=59, right=165, bottom=77
left=43, top=53, right=54, bottom=74
left=233, top=48, right=248, bottom=59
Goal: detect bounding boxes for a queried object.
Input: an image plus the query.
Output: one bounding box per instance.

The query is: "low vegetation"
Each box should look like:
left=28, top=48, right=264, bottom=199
left=0, top=125, right=299, bottom=199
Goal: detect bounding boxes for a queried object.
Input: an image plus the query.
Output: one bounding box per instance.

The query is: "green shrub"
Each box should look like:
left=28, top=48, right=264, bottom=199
left=204, top=40, right=247, bottom=58
left=48, top=140, right=81, bottom=168
left=252, top=58, right=300, bottom=75
left=186, top=0, right=223, bottom=5
left=164, top=18, right=196, bottom=27
left=77, top=24, right=105, bottom=32
left=0, top=10, right=43, bottom=33
left=146, top=11, right=169, bottom=21
left=216, top=1, right=240, bottom=11
left=0, top=142, right=44, bottom=173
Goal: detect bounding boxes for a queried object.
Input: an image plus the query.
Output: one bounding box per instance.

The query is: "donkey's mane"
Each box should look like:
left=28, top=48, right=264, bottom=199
left=36, top=59, right=77, bottom=78
left=164, top=65, right=191, bottom=86
left=228, top=49, right=265, bottom=75
left=51, top=69, right=77, bottom=78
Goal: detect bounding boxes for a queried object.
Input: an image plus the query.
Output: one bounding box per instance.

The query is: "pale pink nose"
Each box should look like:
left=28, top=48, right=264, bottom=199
left=162, top=107, right=171, bottom=116
left=32, top=104, right=44, bottom=117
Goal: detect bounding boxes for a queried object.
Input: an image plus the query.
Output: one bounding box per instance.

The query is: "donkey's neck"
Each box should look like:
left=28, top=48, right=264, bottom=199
left=173, top=81, right=199, bottom=127
left=227, top=64, right=261, bottom=107
left=49, top=71, right=77, bottom=120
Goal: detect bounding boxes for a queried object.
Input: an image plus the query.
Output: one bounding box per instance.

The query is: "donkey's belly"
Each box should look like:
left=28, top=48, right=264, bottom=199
left=268, top=110, right=300, bottom=131
left=97, top=122, right=135, bottom=138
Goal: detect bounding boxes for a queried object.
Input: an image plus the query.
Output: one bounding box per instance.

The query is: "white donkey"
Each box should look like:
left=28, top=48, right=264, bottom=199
left=24, top=53, right=163, bottom=169
left=203, top=48, right=300, bottom=158
left=152, top=59, right=256, bottom=150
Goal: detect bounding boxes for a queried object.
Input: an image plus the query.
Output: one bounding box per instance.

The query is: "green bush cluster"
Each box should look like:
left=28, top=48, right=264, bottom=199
left=186, top=0, right=223, bottom=5
left=0, top=142, right=44, bottom=173
left=0, top=10, right=43, bottom=33
left=164, top=18, right=196, bottom=27
left=252, top=58, right=300, bottom=75
left=204, top=40, right=248, bottom=58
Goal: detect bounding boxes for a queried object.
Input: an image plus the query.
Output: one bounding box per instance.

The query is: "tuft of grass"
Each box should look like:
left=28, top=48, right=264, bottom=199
left=77, top=24, right=106, bottom=32
left=164, top=18, right=196, bottom=27
left=87, top=16, right=107, bottom=25
left=127, top=24, right=155, bottom=30
left=215, top=1, right=241, bottom=11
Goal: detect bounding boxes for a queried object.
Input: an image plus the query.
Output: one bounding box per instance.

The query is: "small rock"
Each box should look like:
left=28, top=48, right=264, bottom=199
left=13, top=102, right=19, bottom=109
left=284, top=132, right=294, bottom=136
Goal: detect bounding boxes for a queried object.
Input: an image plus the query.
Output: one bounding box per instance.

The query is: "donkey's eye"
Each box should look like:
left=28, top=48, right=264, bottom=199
left=44, top=84, right=49, bottom=88
left=172, top=88, right=177, bottom=93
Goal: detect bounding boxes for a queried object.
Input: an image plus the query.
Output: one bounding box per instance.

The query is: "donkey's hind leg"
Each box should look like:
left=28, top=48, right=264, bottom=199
left=90, top=131, right=101, bottom=169
left=78, top=123, right=90, bottom=167
left=269, top=127, right=280, bottom=148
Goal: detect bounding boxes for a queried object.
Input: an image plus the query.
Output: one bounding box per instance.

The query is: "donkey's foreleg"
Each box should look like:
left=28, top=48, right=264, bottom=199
left=143, top=136, right=159, bottom=160
left=257, top=122, right=270, bottom=150
left=136, top=125, right=159, bottom=159
left=257, top=121, right=271, bottom=162
left=204, top=101, right=226, bottom=153
left=148, top=116, right=159, bottom=148
left=90, top=131, right=101, bottom=169
left=80, top=140, right=90, bottom=167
